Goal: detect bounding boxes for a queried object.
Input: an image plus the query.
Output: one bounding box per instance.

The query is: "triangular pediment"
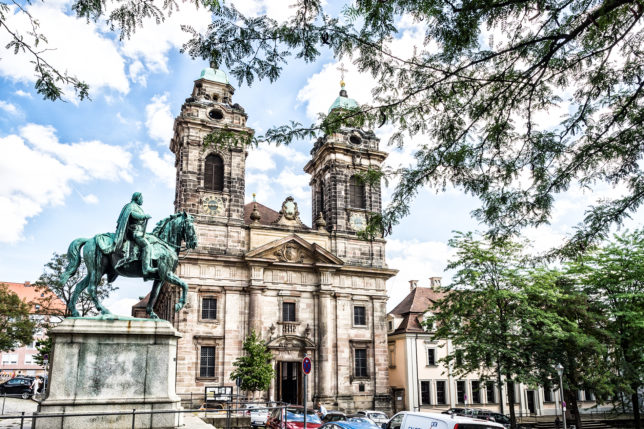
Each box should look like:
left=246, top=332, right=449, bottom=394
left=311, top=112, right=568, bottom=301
left=245, top=234, right=343, bottom=266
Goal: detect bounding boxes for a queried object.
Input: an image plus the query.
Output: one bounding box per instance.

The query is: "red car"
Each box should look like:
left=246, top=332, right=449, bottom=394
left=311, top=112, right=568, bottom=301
left=266, top=406, right=323, bottom=429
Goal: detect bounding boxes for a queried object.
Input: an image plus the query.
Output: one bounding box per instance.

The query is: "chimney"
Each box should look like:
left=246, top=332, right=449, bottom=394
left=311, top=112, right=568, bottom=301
left=409, top=280, right=418, bottom=291
left=429, top=277, right=442, bottom=289
left=24, top=281, right=31, bottom=287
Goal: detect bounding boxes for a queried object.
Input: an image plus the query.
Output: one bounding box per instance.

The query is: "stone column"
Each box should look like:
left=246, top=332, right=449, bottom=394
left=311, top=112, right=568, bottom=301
left=316, top=269, right=335, bottom=402
left=248, top=264, right=266, bottom=334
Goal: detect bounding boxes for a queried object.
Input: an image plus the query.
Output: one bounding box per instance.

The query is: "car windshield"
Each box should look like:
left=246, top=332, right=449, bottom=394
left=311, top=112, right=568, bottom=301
left=285, top=411, right=322, bottom=423
left=368, top=412, right=386, bottom=419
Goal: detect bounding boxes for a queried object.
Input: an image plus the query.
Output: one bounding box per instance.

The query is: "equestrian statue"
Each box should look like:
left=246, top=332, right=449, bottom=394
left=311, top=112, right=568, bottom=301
left=60, top=192, right=198, bottom=319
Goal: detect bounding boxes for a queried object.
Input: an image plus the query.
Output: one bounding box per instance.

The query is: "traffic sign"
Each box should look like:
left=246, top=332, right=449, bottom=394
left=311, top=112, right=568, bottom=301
left=302, top=356, right=312, bottom=375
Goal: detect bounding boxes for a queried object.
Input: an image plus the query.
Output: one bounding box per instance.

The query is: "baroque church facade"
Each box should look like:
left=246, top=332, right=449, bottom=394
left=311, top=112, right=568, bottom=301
left=147, top=67, right=397, bottom=412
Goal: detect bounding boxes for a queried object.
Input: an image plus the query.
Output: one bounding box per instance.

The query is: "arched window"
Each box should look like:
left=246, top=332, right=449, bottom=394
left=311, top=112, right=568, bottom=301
left=349, top=175, right=366, bottom=209
left=317, top=182, right=325, bottom=214
left=204, top=154, right=224, bottom=191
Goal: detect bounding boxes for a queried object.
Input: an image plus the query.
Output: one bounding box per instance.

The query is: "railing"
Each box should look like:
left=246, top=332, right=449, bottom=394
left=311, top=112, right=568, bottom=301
left=0, top=394, right=295, bottom=429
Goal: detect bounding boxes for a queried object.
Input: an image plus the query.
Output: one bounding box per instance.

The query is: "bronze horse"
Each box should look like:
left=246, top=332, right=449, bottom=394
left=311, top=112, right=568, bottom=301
left=61, top=212, right=198, bottom=319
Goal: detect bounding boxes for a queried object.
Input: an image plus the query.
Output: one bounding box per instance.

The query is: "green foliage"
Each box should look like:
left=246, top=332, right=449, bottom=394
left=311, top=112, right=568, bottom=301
left=33, top=335, right=52, bottom=366
left=34, top=252, right=117, bottom=317
left=180, top=0, right=644, bottom=255
left=0, top=284, right=36, bottom=352
left=567, top=229, right=644, bottom=418
left=230, top=330, right=274, bottom=393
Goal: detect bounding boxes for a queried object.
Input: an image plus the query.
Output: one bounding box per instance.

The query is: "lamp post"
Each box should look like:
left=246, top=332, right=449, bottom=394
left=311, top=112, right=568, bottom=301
left=556, top=363, right=567, bottom=429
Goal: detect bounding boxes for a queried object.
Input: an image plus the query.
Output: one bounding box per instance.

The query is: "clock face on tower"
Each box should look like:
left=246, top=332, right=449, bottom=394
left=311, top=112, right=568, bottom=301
left=202, top=195, right=224, bottom=216
left=349, top=212, right=367, bottom=232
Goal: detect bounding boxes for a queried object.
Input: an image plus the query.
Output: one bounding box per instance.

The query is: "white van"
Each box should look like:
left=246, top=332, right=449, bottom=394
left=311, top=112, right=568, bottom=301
left=382, top=411, right=506, bottom=429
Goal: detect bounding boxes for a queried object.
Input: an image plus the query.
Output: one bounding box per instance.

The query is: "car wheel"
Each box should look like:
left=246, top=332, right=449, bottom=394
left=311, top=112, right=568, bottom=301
left=22, top=391, right=30, bottom=400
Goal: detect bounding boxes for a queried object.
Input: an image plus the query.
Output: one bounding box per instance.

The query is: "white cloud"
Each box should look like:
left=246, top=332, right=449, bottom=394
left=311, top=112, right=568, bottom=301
left=14, top=90, right=32, bottom=98
left=386, top=238, right=454, bottom=311
left=0, top=2, right=129, bottom=98
left=139, top=144, right=175, bottom=188
left=145, top=93, right=174, bottom=144
left=276, top=168, right=310, bottom=200
left=81, top=193, right=99, bottom=204
left=246, top=173, right=276, bottom=202
left=246, top=143, right=308, bottom=172
left=0, top=100, right=18, bottom=115
left=0, top=124, right=133, bottom=243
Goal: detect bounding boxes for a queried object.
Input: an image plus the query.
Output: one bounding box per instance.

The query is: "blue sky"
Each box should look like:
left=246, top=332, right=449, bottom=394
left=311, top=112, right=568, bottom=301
left=1, top=0, right=641, bottom=315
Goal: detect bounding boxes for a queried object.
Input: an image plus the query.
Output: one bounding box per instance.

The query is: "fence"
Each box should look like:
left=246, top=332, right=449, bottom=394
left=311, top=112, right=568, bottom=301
left=0, top=393, right=300, bottom=429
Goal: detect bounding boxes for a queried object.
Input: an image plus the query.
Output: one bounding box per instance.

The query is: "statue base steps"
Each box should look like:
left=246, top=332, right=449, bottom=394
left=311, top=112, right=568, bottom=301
left=36, top=317, right=183, bottom=429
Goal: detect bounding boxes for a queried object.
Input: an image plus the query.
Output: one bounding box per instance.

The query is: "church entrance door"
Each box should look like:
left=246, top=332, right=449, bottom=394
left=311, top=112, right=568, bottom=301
left=276, top=361, right=301, bottom=405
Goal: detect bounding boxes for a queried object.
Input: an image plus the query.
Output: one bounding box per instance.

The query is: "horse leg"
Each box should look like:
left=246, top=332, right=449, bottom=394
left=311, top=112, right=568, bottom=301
left=85, top=240, right=111, bottom=315
left=165, top=271, right=189, bottom=313
left=69, top=275, right=91, bottom=317
left=146, top=279, right=163, bottom=320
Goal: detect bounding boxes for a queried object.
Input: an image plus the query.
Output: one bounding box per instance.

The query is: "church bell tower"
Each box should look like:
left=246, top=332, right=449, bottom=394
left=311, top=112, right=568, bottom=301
left=304, top=74, right=387, bottom=236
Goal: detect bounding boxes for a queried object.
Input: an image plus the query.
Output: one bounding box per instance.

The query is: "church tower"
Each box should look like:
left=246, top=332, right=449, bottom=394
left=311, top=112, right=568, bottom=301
left=304, top=74, right=388, bottom=263
left=170, top=67, right=253, bottom=255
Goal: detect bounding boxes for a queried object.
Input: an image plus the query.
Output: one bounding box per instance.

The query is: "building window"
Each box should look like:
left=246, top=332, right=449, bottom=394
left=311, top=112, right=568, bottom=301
left=436, top=381, right=447, bottom=404
left=388, top=320, right=393, bottom=331
left=457, top=380, right=466, bottom=404
left=472, top=381, right=481, bottom=403
left=421, top=381, right=431, bottom=405
left=204, top=154, right=224, bottom=191
left=427, top=348, right=436, bottom=366
left=354, top=348, right=368, bottom=377
left=486, top=382, right=496, bottom=403
left=1, top=354, right=17, bottom=364
left=455, top=349, right=464, bottom=366
left=317, top=183, right=325, bottom=214
left=282, top=302, right=296, bottom=322
left=544, top=388, right=553, bottom=402
left=349, top=175, right=366, bottom=209
left=24, top=354, right=34, bottom=365
left=200, top=346, right=216, bottom=378
left=201, top=297, right=217, bottom=320
left=354, top=306, right=366, bottom=325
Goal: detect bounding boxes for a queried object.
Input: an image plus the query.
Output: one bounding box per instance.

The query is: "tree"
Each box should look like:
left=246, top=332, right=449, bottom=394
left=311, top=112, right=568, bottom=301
left=427, top=232, right=561, bottom=428
left=34, top=252, right=117, bottom=317
left=33, top=335, right=52, bottom=367
left=0, top=284, right=36, bottom=352
left=230, top=331, right=275, bottom=394
left=567, top=230, right=644, bottom=429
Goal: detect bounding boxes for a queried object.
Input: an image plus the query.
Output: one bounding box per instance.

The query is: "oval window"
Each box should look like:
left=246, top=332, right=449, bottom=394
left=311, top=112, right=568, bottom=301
left=349, top=135, right=362, bottom=145
left=208, top=109, right=224, bottom=120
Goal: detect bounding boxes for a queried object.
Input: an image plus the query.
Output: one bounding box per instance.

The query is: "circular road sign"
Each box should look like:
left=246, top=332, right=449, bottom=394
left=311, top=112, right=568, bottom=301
left=302, top=356, right=312, bottom=375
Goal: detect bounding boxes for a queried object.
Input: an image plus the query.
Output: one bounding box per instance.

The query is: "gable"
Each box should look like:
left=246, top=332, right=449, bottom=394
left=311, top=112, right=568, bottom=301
left=245, top=234, right=343, bottom=266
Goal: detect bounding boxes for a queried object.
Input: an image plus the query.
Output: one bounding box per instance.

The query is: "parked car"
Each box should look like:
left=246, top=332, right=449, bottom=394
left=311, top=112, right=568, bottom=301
left=323, top=411, right=348, bottom=423
left=321, top=417, right=381, bottom=429
left=266, top=406, right=323, bottom=429
left=244, top=404, right=270, bottom=427
left=356, top=410, right=389, bottom=426
left=383, top=412, right=505, bottom=429
left=0, top=377, right=34, bottom=399
left=475, top=411, right=511, bottom=428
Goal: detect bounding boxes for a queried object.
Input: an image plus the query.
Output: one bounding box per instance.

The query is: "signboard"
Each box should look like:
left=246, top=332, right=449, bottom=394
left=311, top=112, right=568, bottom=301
left=205, top=386, right=232, bottom=402
left=302, top=356, right=312, bottom=375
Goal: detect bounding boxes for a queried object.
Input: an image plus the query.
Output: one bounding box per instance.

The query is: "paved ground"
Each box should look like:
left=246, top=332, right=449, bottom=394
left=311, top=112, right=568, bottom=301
left=0, top=397, right=37, bottom=428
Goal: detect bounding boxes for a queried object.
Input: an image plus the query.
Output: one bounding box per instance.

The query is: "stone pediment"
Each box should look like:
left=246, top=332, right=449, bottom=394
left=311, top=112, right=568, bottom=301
left=245, top=234, right=343, bottom=266
left=266, top=335, right=316, bottom=350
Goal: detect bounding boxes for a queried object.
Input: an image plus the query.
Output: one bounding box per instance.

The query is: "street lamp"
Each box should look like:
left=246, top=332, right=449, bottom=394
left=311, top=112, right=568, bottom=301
left=555, top=363, right=567, bottom=429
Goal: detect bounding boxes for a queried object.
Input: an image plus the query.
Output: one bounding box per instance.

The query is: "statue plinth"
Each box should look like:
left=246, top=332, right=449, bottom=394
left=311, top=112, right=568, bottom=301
left=36, top=317, right=183, bottom=429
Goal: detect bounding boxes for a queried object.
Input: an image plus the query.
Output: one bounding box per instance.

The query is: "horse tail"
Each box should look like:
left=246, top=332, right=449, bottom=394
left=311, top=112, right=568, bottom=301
left=61, top=238, right=89, bottom=286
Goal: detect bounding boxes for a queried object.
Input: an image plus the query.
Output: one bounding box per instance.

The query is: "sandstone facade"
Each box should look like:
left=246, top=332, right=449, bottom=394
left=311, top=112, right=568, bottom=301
left=150, top=68, right=397, bottom=413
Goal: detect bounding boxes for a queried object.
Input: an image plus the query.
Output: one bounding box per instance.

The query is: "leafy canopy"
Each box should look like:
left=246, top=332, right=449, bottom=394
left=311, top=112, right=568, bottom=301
left=230, top=330, right=274, bottom=392
left=0, top=284, right=36, bottom=352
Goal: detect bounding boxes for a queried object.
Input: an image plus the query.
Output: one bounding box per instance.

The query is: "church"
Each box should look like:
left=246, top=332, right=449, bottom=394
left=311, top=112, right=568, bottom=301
left=138, top=66, right=398, bottom=412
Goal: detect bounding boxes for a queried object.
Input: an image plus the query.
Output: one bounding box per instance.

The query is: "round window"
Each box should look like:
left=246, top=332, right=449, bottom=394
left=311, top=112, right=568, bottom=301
left=208, top=109, right=224, bottom=120
left=349, top=135, right=362, bottom=145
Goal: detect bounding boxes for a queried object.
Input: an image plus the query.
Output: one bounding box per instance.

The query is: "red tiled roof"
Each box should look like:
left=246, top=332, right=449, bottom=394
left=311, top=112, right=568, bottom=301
left=389, top=287, right=445, bottom=316
left=0, top=281, right=66, bottom=314
left=243, top=202, right=281, bottom=226
left=132, top=293, right=150, bottom=309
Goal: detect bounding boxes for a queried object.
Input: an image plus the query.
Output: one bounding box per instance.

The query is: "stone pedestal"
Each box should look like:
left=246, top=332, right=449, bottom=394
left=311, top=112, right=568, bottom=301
left=36, top=316, right=183, bottom=429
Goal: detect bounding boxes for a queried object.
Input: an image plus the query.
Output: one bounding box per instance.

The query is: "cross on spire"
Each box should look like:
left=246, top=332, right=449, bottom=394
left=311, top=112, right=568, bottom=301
left=337, top=62, right=348, bottom=88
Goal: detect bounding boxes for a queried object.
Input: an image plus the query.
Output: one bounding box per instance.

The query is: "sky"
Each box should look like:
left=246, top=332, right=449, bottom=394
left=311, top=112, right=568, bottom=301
left=1, top=0, right=642, bottom=316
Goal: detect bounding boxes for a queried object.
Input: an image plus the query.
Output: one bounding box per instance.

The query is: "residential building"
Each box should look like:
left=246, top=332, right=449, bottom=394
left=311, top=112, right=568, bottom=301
left=134, top=67, right=397, bottom=412
left=0, top=281, right=64, bottom=380
left=387, top=278, right=609, bottom=416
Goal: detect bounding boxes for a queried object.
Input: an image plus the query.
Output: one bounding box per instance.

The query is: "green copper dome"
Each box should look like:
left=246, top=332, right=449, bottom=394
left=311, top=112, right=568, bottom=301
left=199, top=67, right=229, bottom=84
left=328, top=94, right=359, bottom=113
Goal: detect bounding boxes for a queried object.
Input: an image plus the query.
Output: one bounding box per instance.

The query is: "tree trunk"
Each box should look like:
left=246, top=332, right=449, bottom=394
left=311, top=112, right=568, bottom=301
left=498, top=367, right=505, bottom=415
left=631, top=386, right=641, bottom=429
left=567, top=390, right=582, bottom=429
left=508, top=378, right=517, bottom=429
